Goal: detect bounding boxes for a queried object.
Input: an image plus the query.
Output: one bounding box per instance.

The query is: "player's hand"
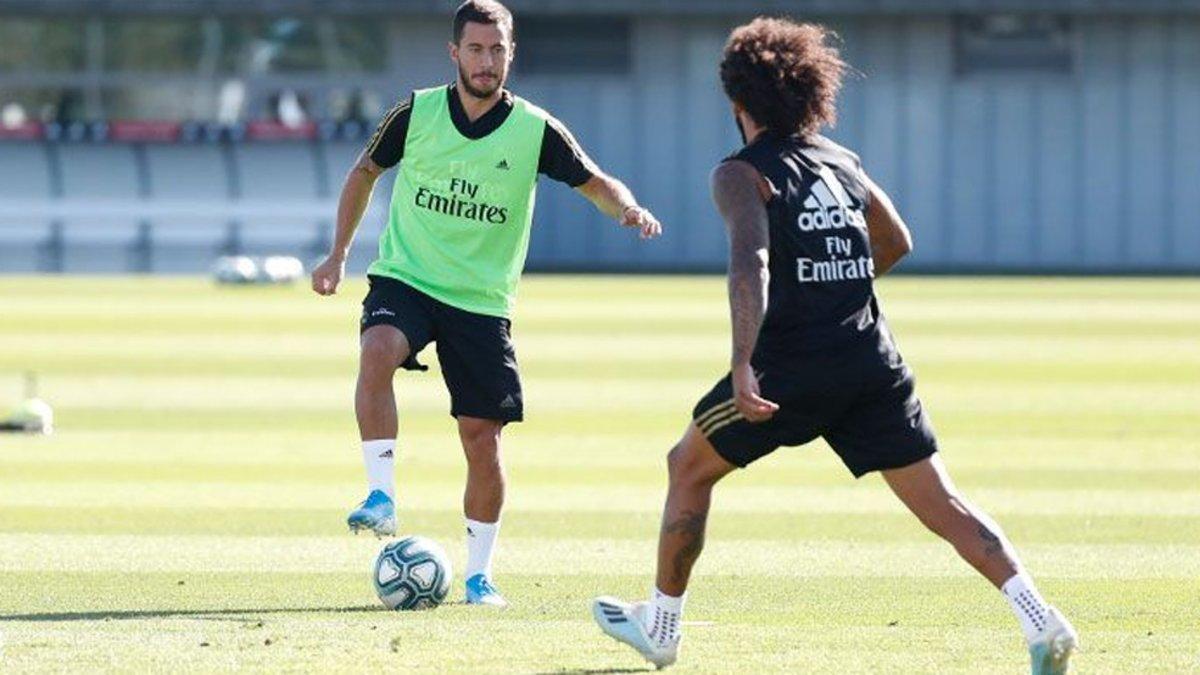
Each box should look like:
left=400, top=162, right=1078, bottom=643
left=622, top=205, right=662, bottom=240
left=731, top=362, right=779, bottom=423
left=311, top=254, right=345, bottom=296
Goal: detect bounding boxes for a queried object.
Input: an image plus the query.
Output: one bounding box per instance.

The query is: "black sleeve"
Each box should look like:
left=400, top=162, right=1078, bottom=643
left=538, top=115, right=597, bottom=187
left=365, top=95, right=414, bottom=169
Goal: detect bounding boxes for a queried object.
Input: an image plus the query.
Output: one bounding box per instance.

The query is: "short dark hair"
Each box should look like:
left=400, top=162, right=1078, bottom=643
left=453, top=0, right=514, bottom=44
left=719, top=17, right=846, bottom=136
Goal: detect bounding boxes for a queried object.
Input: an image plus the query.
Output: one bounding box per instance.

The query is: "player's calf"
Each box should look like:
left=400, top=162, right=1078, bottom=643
left=883, top=455, right=1078, bottom=671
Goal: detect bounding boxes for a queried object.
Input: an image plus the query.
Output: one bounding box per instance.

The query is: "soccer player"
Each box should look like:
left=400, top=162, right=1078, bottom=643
left=311, top=0, right=661, bottom=607
left=592, top=18, right=1077, bottom=673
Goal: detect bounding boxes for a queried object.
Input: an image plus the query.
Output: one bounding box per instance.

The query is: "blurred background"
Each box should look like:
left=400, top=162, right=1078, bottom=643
left=1, top=3, right=1198, bottom=671
left=0, top=0, right=1196, bottom=276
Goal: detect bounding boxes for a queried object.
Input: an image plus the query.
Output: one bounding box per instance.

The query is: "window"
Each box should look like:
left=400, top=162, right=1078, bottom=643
left=104, top=18, right=209, bottom=72
left=0, top=18, right=86, bottom=72
left=328, top=21, right=388, bottom=73
left=220, top=17, right=386, bottom=74
left=955, top=14, right=1074, bottom=76
left=515, top=17, right=631, bottom=76
left=0, top=14, right=389, bottom=122
left=221, top=18, right=322, bottom=74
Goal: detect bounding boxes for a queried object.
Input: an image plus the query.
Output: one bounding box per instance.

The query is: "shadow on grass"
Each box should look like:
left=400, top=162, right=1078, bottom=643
left=532, top=670, right=651, bottom=675
left=1, top=605, right=381, bottom=622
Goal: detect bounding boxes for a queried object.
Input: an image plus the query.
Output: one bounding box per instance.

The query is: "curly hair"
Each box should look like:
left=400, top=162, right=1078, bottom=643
left=719, top=18, right=847, bottom=136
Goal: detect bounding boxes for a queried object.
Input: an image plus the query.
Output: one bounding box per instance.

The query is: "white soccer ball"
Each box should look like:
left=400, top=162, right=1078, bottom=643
left=260, top=256, right=304, bottom=283
left=373, top=536, right=452, bottom=610
left=212, top=256, right=258, bottom=284
left=6, top=397, right=53, bottom=434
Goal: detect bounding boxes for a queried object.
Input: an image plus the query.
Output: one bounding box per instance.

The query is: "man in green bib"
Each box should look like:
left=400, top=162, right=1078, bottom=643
left=310, top=0, right=661, bottom=607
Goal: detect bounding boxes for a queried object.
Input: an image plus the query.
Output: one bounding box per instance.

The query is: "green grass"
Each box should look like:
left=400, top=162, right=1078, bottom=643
left=1, top=275, right=1198, bottom=673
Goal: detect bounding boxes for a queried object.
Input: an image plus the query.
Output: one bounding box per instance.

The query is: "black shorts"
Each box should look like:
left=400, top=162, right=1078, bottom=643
left=361, top=275, right=523, bottom=423
left=692, top=344, right=937, bottom=477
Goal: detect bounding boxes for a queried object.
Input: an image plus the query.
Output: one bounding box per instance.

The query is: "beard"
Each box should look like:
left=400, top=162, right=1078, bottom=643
left=458, top=63, right=503, bottom=99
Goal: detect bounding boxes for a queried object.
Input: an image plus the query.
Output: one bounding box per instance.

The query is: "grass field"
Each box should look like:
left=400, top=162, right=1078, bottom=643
left=1, top=275, right=1198, bottom=673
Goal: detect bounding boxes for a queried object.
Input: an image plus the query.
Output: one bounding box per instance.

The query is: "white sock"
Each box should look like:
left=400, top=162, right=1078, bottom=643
left=646, top=586, right=685, bottom=648
left=361, top=439, right=395, bottom=499
left=1002, top=572, right=1050, bottom=644
left=465, top=518, right=499, bottom=580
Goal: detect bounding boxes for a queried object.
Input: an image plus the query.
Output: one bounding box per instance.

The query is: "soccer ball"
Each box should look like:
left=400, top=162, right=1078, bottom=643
left=211, top=255, right=258, bottom=284
left=373, top=536, right=452, bottom=610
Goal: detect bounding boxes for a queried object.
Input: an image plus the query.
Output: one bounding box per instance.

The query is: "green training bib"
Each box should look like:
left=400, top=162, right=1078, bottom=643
left=368, top=85, right=548, bottom=318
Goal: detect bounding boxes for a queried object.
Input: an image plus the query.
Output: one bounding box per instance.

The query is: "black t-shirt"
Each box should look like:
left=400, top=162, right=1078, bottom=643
left=727, top=132, right=888, bottom=357
left=364, top=84, right=597, bottom=187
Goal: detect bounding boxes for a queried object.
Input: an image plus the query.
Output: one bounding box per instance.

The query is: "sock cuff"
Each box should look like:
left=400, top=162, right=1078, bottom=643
left=652, top=586, right=686, bottom=613
left=1001, top=572, right=1037, bottom=599
left=362, top=439, right=395, bottom=452
left=466, top=518, right=500, bottom=535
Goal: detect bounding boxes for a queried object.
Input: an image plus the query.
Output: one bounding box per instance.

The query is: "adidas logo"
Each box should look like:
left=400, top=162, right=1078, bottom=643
left=378, top=449, right=393, bottom=458
left=495, top=159, right=510, bottom=170
left=499, top=394, right=518, bottom=409
left=797, top=167, right=866, bottom=233
left=370, top=307, right=396, bottom=317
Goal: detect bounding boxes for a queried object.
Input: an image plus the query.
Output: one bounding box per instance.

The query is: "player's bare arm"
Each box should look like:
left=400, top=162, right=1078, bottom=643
left=576, top=172, right=662, bottom=239
left=711, top=159, right=779, bottom=422
left=312, top=150, right=385, bottom=296
left=863, top=174, right=913, bottom=277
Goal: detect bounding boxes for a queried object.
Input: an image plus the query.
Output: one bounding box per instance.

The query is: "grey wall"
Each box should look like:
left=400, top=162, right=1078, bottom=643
left=505, top=14, right=1200, bottom=273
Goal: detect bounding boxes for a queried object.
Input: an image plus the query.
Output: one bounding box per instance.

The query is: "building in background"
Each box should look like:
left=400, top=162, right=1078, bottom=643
left=0, top=0, right=1197, bottom=274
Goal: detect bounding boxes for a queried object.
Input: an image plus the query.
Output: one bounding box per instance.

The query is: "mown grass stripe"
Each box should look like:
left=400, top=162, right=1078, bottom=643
left=3, top=506, right=1198, bottom=545
left=2, top=534, right=1198, bottom=579
left=3, top=480, right=1200, bottom=516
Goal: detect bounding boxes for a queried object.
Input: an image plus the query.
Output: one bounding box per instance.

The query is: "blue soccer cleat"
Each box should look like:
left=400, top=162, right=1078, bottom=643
left=592, top=596, right=678, bottom=669
left=346, top=489, right=396, bottom=537
left=1030, top=607, right=1079, bottom=675
left=465, top=573, right=508, bottom=607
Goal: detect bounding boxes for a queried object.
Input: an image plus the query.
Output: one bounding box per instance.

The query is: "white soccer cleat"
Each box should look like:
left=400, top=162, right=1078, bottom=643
left=1029, top=607, right=1079, bottom=675
left=592, top=596, right=679, bottom=669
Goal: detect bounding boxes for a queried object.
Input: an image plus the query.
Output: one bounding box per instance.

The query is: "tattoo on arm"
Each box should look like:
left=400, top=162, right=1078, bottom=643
left=663, top=509, right=708, bottom=584
left=977, top=523, right=1003, bottom=557
left=711, top=161, right=770, bottom=367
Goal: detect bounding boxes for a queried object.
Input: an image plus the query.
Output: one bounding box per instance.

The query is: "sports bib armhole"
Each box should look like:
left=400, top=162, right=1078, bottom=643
left=719, top=156, right=776, bottom=205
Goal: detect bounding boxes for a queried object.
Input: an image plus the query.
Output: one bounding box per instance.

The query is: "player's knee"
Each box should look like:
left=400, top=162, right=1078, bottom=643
left=666, top=443, right=685, bottom=477
left=459, top=420, right=501, bottom=461
left=360, top=329, right=408, bottom=372
left=667, top=442, right=717, bottom=487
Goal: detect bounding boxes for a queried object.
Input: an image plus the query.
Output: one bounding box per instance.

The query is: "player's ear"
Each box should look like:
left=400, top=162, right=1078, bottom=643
left=448, top=41, right=459, bottom=63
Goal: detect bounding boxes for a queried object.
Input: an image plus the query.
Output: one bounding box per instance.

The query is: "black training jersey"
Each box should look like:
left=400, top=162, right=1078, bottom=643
left=726, top=132, right=886, bottom=356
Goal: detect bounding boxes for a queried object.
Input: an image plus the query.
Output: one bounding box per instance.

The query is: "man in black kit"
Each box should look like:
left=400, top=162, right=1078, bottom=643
left=592, top=17, right=1077, bottom=674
